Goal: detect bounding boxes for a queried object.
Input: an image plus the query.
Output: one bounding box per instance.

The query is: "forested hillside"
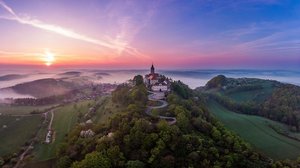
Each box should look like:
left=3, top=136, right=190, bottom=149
left=200, top=75, right=300, bottom=132
left=263, top=84, right=300, bottom=131
left=52, top=77, right=299, bottom=168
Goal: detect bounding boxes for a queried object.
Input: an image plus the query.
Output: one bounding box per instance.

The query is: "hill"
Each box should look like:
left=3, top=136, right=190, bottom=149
left=51, top=79, right=281, bottom=168
left=7, top=78, right=78, bottom=98
left=200, top=75, right=300, bottom=132
left=0, top=74, right=27, bottom=81
left=2, top=76, right=299, bottom=167
left=94, top=72, right=110, bottom=76
left=58, top=71, right=81, bottom=77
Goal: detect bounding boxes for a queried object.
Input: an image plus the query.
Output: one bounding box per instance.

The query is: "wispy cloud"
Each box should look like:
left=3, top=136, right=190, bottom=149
left=102, top=0, right=159, bottom=60
left=0, top=0, right=150, bottom=59
left=235, top=28, right=300, bottom=53
left=0, top=50, right=41, bottom=57
left=180, top=19, right=300, bottom=59
left=0, top=0, right=121, bottom=50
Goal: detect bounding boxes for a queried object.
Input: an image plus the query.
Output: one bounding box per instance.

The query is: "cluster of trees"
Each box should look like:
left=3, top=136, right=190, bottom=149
left=170, top=80, right=193, bottom=99
left=13, top=90, right=79, bottom=106
left=56, top=78, right=291, bottom=168
left=133, top=75, right=144, bottom=86
left=205, top=75, right=227, bottom=89
left=224, top=85, right=263, bottom=94
left=208, top=93, right=259, bottom=115
left=112, top=84, right=147, bottom=107
left=112, top=84, right=132, bottom=106
left=14, top=96, right=62, bottom=106
left=262, top=84, right=300, bottom=131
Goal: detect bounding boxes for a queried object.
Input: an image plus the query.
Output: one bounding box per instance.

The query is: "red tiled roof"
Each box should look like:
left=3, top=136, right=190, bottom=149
left=146, top=73, right=159, bottom=80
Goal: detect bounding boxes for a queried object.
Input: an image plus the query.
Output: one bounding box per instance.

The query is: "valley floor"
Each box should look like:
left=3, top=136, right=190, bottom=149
left=207, top=100, right=300, bottom=160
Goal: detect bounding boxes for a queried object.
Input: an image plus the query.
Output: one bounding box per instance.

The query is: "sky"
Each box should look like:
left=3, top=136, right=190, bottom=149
left=0, top=0, right=299, bottom=69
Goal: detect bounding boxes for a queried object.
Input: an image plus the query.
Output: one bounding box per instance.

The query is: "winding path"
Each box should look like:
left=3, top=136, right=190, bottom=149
left=146, top=91, right=176, bottom=125
left=13, top=141, right=34, bottom=168
left=48, top=110, right=54, bottom=130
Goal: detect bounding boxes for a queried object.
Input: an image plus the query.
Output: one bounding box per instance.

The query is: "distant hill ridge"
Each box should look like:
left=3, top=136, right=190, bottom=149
left=58, top=71, right=82, bottom=76
left=204, top=75, right=282, bottom=89
left=0, top=74, right=27, bottom=81
left=7, top=78, right=77, bottom=98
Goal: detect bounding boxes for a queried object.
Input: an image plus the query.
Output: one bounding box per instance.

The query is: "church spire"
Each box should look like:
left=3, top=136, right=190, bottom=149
left=151, top=63, right=155, bottom=74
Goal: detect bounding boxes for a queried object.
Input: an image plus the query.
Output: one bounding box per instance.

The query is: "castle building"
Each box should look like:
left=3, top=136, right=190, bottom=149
left=144, top=64, right=170, bottom=92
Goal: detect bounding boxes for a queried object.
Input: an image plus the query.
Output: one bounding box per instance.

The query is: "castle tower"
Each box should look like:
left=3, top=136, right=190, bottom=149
left=151, top=64, right=155, bottom=74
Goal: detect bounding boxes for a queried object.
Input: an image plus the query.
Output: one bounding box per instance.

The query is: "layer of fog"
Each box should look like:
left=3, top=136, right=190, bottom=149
left=162, top=70, right=300, bottom=88
left=53, top=69, right=300, bottom=89
left=0, top=88, right=35, bottom=99
left=0, top=69, right=300, bottom=99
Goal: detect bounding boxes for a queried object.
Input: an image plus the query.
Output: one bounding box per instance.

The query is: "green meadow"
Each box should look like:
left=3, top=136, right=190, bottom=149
left=0, top=115, right=42, bottom=156
left=207, top=100, right=300, bottom=160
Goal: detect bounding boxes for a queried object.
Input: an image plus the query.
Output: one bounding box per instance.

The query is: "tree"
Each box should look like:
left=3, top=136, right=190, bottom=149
left=211, top=127, right=221, bottom=140
left=130, top=86, right=147, bottom=104
left=112, top=85, right=131, bottom=105
left=171, top=81, right=192, bottom=99
left=72, top=152, right=111, bottom=168
left=107, top=145, right=125, bottom=167
left=192, top=117, right=212, bottom=134
left=57, top=156, right=72, bottom=168
left=0, top=157, right=4, bottom=166
left=177, top=112, right=189, bottom=132
left=133, top=75, right=144, bottom=86
left=127, top=104, right=140, bottom=114
left=149, top=139, right=166, bottom=163
left=161, top=155, right=175, bottom=168
left=126, top=160, right=145, bottom=168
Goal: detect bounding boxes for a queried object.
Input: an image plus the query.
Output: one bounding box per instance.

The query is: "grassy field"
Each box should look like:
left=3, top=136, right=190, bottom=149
left=0, top=105, right=54, bottom=115
left=33, top=100, right=95, bottom=161
left=207, top=100, right=300, bottom=160
left=0, top=115, right=42, bottom=156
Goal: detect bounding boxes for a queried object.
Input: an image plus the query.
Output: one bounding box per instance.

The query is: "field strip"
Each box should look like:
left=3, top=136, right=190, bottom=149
left=209, top=100, right=300, bottom=149
left=240, top=114, right=300, bottom=149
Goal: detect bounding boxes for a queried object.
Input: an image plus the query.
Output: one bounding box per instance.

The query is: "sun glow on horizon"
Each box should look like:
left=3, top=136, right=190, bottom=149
left=44, top=51, right=55, bottom=66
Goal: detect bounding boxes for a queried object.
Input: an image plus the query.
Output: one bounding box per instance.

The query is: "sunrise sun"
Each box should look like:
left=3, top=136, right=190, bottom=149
left=44, top=51, right=55, bottom=66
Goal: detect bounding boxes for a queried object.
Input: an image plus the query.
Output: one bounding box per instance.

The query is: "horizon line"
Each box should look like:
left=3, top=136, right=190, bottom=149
left=0, top=64, right=299, bottom=72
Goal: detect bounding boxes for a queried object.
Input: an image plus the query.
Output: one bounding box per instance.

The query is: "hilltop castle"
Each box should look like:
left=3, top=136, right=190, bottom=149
left=144, top=64, right=170, bottom=92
